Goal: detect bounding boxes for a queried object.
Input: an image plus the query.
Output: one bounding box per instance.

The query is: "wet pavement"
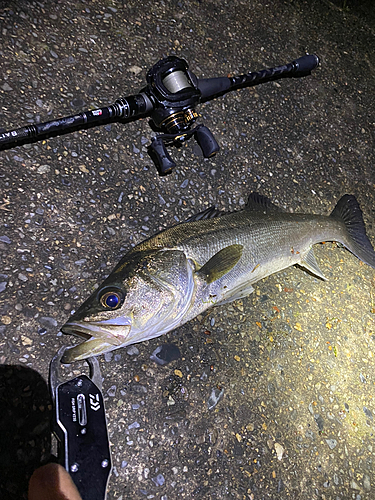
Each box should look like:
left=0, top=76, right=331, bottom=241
left=1, top=0, right=375, bottom=499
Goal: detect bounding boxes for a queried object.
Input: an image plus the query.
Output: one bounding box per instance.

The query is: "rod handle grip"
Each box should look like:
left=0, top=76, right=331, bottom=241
left=291, top=54, right=320, bottom=76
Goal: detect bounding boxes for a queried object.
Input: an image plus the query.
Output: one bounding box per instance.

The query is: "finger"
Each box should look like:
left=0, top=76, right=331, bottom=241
left=28, top=463, right=82, bottom=500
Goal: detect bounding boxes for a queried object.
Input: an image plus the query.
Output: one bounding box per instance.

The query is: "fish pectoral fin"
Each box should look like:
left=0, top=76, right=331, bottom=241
left=62, top=338, right=119, bottom=363
left=197, top=244, right=243, bottom=284
left=298, top=248, right=327, bottom=281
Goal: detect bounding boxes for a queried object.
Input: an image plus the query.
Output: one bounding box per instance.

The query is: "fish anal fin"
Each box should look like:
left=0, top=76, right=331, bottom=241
left=197, top=244, right=243, bottom=284
left=298, top=248, right=327, bottom=281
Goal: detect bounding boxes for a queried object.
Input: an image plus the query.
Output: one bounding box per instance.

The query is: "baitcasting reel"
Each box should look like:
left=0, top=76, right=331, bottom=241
left=0, top=54, right=319, bottom=175
left=145, top=56, right=220, bottom=173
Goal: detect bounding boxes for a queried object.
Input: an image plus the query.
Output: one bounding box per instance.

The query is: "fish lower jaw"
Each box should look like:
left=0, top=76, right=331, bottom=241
left=61, top=339, right=123, bottom=363
left=61, top=321, right=130, bottom=346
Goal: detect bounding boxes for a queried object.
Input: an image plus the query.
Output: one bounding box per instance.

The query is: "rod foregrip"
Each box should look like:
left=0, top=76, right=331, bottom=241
left=0, top=93, right=153, bottom=150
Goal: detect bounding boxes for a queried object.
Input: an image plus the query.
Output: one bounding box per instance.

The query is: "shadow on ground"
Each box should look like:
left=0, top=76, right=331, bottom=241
left=0, top=365, right=51, bottom=499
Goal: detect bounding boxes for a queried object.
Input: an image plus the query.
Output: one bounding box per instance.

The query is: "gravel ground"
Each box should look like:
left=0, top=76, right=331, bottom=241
left=1, top=0, right=375, bottom=499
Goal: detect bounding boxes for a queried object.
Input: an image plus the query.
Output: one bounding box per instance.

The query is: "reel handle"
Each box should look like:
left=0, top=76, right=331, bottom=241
left=195, top=125, right=220, bottom=158
left=148, top=137, right=176, bottom=175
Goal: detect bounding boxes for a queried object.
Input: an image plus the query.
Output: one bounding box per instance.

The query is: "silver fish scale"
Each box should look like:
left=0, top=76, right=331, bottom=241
left=162, top=212, right=347, bottom=323
left=174, top=212, right=347, bottom=273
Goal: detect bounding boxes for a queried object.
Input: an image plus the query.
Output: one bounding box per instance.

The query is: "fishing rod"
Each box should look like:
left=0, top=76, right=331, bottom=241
left=0, top=54, right=319, bottom=175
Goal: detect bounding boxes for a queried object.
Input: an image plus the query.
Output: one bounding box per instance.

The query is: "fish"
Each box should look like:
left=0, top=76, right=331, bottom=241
left=61, top=192, right=375, bottom=363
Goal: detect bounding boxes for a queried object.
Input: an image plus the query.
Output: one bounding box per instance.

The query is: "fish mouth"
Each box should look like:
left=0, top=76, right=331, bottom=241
left=61, top=318, right=131, bottom=341
left=60, top=320, right=132, bottom=363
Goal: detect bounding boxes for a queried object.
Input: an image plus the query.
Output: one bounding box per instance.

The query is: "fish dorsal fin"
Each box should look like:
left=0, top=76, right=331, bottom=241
left=185, top=206, right=223, bottom=223
left=246, top=192, right=283, bottom=214
left=298, top=248, right=327, bottom=281
left=197, top=244, right=243, bottom=284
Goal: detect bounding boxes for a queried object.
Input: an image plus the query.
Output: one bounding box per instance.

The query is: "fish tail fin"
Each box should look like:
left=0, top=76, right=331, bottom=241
left=330, top=195, right=375, bottom=268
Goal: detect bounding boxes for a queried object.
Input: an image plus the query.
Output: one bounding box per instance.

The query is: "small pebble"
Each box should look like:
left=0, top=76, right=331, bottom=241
left=128, top=65, right=142, bottom=75
left=74, top=259, right=87, bottom=266
left=127, top=346, right=139, bottom=356
left=2, top=82, right=13, bottom=91
left=150, top=344, right=181, bottom=366
left=37, top=165, right=51, bottom=174
left=151, top=474, right=165, bottom=486
left=71, top=98, right=85, bottom=108
left=207, top=387, right=224, bottom=410
left=363, top=474, right=371, bottom=491
left=128, top=421, right=140, bottom=430
left=39, top=317, right=58, bottom=328
left=274, top=442, right=284, bottom=460
left=107, top=385, right=117, bottom=397
left=1, top=315, right=12, bottom=325
left=314, top=414, right=324, bottom=431
left=363, top=406, right=373, bottom=420
left=326, top=439, right=337, bottom=450
left=351, top=480, right=360, bottom=490
left=0, top=235, right=11, bottom=244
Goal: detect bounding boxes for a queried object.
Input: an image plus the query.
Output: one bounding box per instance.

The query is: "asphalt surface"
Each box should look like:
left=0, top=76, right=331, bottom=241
left=1, top=0, right=375, bottom=499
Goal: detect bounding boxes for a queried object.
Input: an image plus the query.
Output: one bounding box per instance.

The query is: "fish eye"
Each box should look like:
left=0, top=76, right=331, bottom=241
left=99, top=290, right=124, bottom=309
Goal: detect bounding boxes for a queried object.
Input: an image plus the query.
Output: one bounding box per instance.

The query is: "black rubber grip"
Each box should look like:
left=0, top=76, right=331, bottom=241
left=197, top=77, right=232, bottom=100
left=291, top=54, right=320, bottom=76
